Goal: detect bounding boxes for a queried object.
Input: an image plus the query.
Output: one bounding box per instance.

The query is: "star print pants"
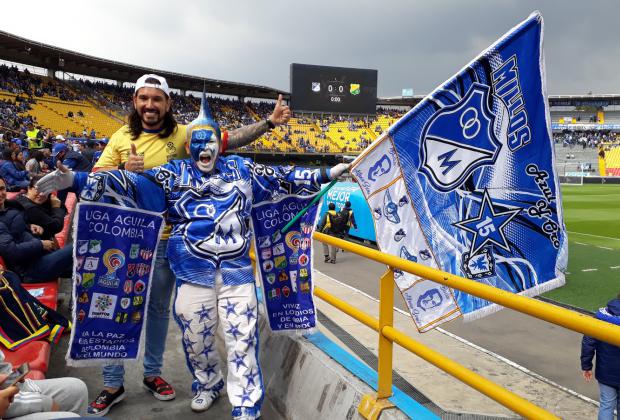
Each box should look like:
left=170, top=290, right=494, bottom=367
left=174, top=272, right=263, bottom=417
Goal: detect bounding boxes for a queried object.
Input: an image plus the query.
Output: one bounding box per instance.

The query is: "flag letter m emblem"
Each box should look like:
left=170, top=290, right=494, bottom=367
left=420, top=83, right=501, bottom=192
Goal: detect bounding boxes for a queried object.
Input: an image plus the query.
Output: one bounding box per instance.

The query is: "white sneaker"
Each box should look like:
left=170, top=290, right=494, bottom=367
left=233, top=407, right=261, bottom=420
left=190, top=389, right=220, bottom=412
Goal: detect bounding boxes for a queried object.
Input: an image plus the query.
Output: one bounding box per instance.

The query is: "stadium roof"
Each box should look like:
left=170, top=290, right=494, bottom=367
left=0, top=29, right=284, bottom=99
left=1, top=29, right=619, bottom=106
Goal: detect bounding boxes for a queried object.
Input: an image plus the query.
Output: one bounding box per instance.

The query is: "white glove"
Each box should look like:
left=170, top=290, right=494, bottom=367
left=36, top=162, right=74, bottom=195
left=328, top=163, right=350, bottom=180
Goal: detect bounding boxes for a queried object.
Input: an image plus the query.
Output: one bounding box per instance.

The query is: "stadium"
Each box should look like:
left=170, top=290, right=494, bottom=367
left=0, top=5, right=619, bottom=420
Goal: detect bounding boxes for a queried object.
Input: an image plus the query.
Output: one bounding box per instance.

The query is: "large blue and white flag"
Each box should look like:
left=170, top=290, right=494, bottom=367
left=352, top=12, right=567, bottom=331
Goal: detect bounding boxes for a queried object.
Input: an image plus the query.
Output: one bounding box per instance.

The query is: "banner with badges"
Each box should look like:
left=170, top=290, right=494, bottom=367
left=351, top=11, right=567, bottom=331
left=67, top=202, right=164, bottom=366
left=251, top=194, right=319, bottom=333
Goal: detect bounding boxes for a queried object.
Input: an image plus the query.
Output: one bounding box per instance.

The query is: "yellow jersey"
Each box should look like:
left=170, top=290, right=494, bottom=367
left=94, top=125, right=189, bottom=170
left=94, top=124, right=189, bottom=239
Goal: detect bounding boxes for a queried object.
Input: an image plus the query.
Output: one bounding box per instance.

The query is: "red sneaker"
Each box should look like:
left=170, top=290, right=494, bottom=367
left=87, top=387, right=125, bottom=416
left=143, top=376, right=176, bottom=401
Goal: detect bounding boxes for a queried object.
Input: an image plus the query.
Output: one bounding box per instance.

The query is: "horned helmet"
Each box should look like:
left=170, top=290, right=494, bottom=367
left=186, top=92, right=228, bottom=173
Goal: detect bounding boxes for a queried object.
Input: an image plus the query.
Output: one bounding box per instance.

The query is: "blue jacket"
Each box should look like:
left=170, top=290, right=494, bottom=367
left=74, top=155, right=329, bottom=287
left=0, top=200, right=44, bottom=276
left=62, top=150, right=92, bottom=172
left=581, top=298, right=620, bottom=387
left=0, top=160, right=29, bottom=188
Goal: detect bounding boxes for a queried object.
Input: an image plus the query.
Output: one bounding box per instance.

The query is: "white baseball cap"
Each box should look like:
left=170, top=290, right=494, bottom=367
left=134, top=74, right=170, bottom=97
left=55, top=135, right=66, bottom=142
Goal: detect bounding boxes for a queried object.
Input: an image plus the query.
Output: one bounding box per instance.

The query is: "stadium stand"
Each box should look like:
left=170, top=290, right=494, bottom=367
left=0, top=65, right=413, bottom=155
left=4, top=61, right=620, bottom=163
left=603, top=146, right=620, bottom=176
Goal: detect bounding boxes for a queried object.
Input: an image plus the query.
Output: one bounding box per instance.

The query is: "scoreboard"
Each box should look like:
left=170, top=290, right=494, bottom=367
left=290, top=63, right=377, bottom=115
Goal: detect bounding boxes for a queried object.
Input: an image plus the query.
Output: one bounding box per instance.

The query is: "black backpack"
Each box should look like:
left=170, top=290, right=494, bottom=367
left=328, top=210, right=349, bottom=234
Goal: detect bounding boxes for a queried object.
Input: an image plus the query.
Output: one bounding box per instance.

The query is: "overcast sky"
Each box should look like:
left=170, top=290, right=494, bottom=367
left=2, top=1, right=618, bottom=97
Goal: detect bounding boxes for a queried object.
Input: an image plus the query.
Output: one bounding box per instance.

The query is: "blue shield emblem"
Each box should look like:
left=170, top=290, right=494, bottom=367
left=420, top=83, right=501, bottom=191
left=175, top=187, right=250, bottom=265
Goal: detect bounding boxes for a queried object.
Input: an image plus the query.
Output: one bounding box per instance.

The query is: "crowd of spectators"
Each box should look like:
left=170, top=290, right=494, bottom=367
left=0, top=65, right=80, bottom=102
left=0, top=68, right=412, bottom=156
left=553, top=131, right=618, bottom=149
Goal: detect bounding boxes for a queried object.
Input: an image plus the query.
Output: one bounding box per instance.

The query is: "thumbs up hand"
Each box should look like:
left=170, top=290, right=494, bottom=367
left=125, top=142, right=144, bottom=172
left=268, top=94, right=291, bottom=126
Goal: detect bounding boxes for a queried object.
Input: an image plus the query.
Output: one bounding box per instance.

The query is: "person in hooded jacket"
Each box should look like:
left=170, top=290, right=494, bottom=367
left=16, top=176, right=66, bottom=240
left=581, top=294, right=620, bottom=420
left=0, top=176, right=72, bottom=283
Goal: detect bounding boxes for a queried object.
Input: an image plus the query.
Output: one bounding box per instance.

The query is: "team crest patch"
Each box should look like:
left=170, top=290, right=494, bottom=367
left=258, top=236, right=271, bottom=248
left=420, top=83, right=501, bottom=192
left=88, top=240, right=102, bottom=254
left=77, top=241, right=89, bottom=255
left=461, top=247, right=496, bottom=279
left=261, top=248, right=272, bottom=260
left=140, top=249, right=154, bottom=260
left=81, top=175, right=105, bottom=201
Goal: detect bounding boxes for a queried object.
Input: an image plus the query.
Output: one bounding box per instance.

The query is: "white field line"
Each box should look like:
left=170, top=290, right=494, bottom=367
left=574, top=242, right=588, bottom=246
left=611, top=266, right=620, bottom=270
left=565, top=193, right=620, bottom=197
left=568, top=230, right=620, bottom=242
left=314, top=268, right=598, bottom=408
left=597, top=246, right=613, bottom=251
left=581, top=269, right=598, bottom=272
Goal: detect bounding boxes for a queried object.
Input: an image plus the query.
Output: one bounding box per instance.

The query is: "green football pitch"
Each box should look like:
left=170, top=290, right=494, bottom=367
left=542, top=184, right=620, bottom=311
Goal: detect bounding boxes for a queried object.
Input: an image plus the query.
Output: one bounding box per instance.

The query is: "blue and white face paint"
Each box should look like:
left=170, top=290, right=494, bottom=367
left=190, top=126, right=220, bottom=173
left=187, top=92, right=222, bottom=174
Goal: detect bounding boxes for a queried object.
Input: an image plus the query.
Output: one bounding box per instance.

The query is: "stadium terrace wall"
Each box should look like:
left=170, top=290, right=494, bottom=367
left=559, top=175, right=620, bottom=184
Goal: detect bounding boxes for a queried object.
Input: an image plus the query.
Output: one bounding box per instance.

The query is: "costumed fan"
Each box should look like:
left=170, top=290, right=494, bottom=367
left=37, top=93, right=348, bottom=420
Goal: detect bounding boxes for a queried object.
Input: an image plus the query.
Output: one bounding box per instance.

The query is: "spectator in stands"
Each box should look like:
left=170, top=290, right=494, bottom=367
left=70, top=139, right=80, bottom=152
left=0, top=149, right=29, bottom=191
left=0, top=176, right=72, bottom=283
left=41, top=148, right=53, bottom=172
left=25, top=123, right=41, bottom=150
left=91, top=140, right=106, bottom=164
left=80, top=140, right=96, bottom=164
left=10, top=139, right=23, bottom=154
left=581, top=293, right=620, bottom=420
left=52, top=143, right=92, bottom=173
left=25, top=150, right=44, bottom=175
left=39, top=129, right=54, bottom=150
left=0, top=350, right=88, bottom=418
left=14, top=150, right=26, bottom=172
left=16, top=176, right=66, bottom=240
left=0, top=381, right=19, bottom=419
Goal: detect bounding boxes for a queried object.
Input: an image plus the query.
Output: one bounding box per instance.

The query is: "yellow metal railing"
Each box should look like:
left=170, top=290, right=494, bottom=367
left=309, top=232, right=620, bottom=419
